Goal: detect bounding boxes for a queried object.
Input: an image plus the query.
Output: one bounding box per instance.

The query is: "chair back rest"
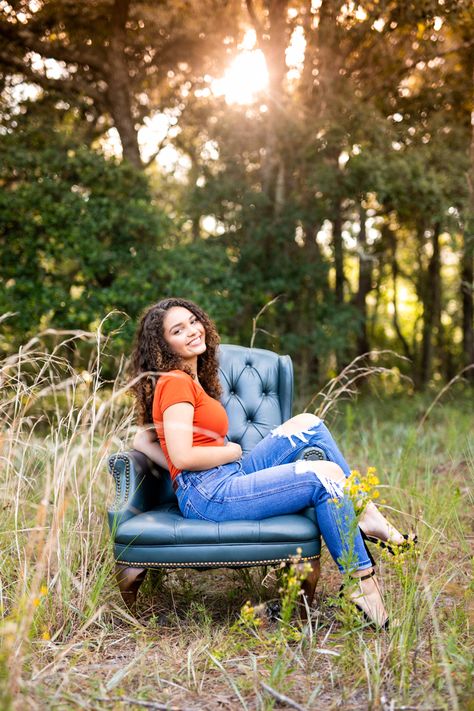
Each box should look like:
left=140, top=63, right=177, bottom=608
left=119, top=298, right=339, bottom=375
left=120, top=344, right=295, bottom=509
left=218, top=344, right=293, bottom=453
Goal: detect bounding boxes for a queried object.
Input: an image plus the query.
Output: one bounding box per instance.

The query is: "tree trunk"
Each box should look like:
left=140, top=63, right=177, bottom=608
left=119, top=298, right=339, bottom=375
left=332, top=202, right=344, bottom=305
left=315, top=0, right=342, bottom=118
left=369, top=273, right=382, bottom=342
left=461, top=237, right=474, bottom=374
left=463, top=68, right=474, bottom=379
left=261, top=0, right=287, bottom=201
left=420, top=224, right=441, bottom=387
left=355, top=206, right=371, bottom=355
left=303, top=221, right=329, bottom=291
left=106, top=0, right=142, bottom=168
left=247, top=0, right=288, bottom=204
left=387, top=227, right=412, bottom=359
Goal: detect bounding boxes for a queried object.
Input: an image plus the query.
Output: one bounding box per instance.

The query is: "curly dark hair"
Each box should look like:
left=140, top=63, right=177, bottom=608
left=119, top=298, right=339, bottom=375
left=129, top=297, right=222, bottom=425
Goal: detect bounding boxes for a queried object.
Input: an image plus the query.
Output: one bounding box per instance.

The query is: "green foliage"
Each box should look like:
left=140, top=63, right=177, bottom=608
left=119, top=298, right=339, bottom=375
left=0, top=123, right=166, bottom=344
left=0, top=0, right=473, bottom=387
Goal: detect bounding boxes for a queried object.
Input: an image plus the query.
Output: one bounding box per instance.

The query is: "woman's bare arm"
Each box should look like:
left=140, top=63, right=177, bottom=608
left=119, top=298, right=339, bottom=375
left=133, top=427, right=169, bottom=469
left=163, top=402, right=242, bottom=471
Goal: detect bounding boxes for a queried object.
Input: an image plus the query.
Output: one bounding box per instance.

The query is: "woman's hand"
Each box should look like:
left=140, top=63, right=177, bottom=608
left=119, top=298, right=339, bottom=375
left=225, top=441, right=242, bottom=461
left=133, top=427, right=169, bottom=470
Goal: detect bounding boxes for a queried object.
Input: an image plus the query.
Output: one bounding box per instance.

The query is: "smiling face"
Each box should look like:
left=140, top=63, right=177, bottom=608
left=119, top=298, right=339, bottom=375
left=162, top=306, right=207, bottom=366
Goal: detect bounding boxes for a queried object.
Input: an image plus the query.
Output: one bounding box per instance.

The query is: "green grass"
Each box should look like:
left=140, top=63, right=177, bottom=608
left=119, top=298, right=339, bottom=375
left=0, top=340, right=472, bottom=710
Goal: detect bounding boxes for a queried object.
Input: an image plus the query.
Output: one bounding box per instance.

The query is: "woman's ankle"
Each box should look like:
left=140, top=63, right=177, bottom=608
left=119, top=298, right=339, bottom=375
left=351, top=566, right=375, bottom=579
left=359, top=503, right=404, bottom=545
left=346, top=568, right=388, bottom=627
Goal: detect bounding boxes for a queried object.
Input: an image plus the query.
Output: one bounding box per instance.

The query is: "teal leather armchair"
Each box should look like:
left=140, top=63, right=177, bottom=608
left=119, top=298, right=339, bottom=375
left=108, top=345, right=326, bottom=610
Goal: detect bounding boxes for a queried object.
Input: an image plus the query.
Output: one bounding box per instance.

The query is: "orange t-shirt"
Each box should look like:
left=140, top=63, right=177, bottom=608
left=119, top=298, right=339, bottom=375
left=152, top=370, right=229, bottom=481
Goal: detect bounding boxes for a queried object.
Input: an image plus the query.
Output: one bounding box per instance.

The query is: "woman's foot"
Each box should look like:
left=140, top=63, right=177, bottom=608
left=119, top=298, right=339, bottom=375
left=358, top=501, right=408, bottom=547
left=362, top=531, right=418, bottom=555
left=344, top=568, right=389, bottom=629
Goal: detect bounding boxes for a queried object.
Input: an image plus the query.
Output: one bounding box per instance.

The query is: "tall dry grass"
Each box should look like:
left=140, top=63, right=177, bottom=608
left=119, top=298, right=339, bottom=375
left=0, top=323, right=137, bottom=705
left=0, top=325, right=472, bottom=710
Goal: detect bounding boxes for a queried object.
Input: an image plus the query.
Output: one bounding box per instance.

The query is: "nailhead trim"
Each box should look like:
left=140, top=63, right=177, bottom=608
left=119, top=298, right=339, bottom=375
left=109, top=454, right=131, bottom=510
left=301, top=447, right=325, bottom=461
left=109, top=456, right=321, bottom=571
left=116, top=554, right=321, bottom=569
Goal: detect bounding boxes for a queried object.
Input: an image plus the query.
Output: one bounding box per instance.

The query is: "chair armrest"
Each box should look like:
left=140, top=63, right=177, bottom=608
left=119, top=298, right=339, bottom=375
left=107, top=450, right=166, bottom=531
left=292, top=447, right=326, bottom=536
left=293, top=446, right=327, bottom=463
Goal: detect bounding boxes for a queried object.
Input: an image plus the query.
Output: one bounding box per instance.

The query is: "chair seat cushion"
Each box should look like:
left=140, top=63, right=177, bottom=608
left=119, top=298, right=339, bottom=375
left=114, top=503, right=318, bottom=545
left=112, top=504, right=321, bottom=567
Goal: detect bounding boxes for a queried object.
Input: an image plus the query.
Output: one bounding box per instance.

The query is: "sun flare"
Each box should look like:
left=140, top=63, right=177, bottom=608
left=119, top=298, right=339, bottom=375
left=210, top=26, right=306, bottom=105
left=211, top=48, right=269, bottom=105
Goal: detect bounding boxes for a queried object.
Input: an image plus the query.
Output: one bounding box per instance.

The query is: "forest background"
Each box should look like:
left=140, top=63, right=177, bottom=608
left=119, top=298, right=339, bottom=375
left=1, top=0, right=473, bottom=393
left=1, top=3, right=473, bottom=710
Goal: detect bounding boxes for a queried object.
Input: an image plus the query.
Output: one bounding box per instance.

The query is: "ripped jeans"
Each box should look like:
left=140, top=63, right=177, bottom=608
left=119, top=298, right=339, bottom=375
left=175, top=418, right=372, bottom=573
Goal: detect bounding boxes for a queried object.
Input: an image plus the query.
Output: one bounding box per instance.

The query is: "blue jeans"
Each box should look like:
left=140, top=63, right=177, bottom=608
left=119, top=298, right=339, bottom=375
left=175, top=419, right=372, bottom=573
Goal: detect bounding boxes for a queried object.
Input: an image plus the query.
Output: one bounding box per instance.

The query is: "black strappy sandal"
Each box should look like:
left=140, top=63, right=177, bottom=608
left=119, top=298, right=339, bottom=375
left=362, top=531, right=418, bottom=555
left=361, top=533, right=376, bottom=566
left=340, top=569, right=389, bottom=630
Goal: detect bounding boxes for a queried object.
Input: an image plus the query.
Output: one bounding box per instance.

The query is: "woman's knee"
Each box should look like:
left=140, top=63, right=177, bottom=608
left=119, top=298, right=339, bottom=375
left=278, top=413, right=320, bottom=436
left=296, top=459, right=346, bottom=483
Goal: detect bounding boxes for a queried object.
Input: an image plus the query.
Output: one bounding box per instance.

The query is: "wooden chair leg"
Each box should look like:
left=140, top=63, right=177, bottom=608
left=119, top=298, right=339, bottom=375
left=299, top=558, right=321, bottom=621
left=115, top=564, right=147, bottom=611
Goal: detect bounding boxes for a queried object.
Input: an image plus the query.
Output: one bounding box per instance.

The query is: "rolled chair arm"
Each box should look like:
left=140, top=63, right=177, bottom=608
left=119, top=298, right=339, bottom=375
left=108, top=450, right=166, bottom=531
left=291, top=446, right=326, bottom=533
left=108, top=445, right=327, bottom=534
left=294, top=446, right=327, bottom=463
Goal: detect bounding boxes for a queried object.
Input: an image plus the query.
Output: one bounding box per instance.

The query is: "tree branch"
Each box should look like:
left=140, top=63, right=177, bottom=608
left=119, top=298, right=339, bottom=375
left=245, top=0, right=266, bottom=48
left=142, top=134, right=172, bottom=169
left=0, top=21, right=105, bottom=71
left=0, top=51, right=108, bottom=113
left=358, top=39, right=474, bottom=101
left=21, top=32, right=105, bottom=70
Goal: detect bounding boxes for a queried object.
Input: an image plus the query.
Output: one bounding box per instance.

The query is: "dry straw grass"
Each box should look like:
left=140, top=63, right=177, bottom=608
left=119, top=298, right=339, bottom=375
left=0, top=323, right=473, bottom=710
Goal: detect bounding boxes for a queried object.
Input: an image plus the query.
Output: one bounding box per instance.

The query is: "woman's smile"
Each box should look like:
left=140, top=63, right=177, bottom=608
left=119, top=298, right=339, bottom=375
left=163, top=305, right=207, bottom=368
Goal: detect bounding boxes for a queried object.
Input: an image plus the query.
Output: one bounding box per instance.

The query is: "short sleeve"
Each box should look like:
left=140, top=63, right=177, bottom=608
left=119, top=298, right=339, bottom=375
left=154, top=371, right=196, bottom=417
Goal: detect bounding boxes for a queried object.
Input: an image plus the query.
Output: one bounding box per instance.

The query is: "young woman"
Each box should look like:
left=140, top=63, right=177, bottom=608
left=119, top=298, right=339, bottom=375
left=130, top=297, right=413, bottom=629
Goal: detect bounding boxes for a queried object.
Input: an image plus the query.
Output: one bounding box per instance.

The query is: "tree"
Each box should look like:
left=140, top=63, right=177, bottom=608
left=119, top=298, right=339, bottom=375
left=0, top=114, right=168, bottom=346
left=0, top=0, right=240, bottom=167
left=1, top=0, right=472, bottom=388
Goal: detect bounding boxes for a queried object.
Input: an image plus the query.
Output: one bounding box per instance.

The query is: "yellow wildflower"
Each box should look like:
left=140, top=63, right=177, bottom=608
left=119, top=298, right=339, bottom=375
left=344, top=467, right=381, bottom=514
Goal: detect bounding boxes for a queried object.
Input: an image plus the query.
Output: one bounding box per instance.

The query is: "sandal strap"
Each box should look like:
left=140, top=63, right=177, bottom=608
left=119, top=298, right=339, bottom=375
left=355, top=569, right=376, bottom=582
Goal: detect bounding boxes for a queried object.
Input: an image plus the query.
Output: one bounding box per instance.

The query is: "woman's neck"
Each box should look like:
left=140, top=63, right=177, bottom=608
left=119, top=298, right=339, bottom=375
left=181, top=357, right=198, bottom=379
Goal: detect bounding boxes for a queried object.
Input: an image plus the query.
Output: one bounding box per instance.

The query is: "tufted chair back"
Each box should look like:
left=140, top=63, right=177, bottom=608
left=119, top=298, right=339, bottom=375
left=155, top=344, right=294, bottom=506
left=109, top=344, right=296, bottom=516
left=218, top=344, right=293, bottom=453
